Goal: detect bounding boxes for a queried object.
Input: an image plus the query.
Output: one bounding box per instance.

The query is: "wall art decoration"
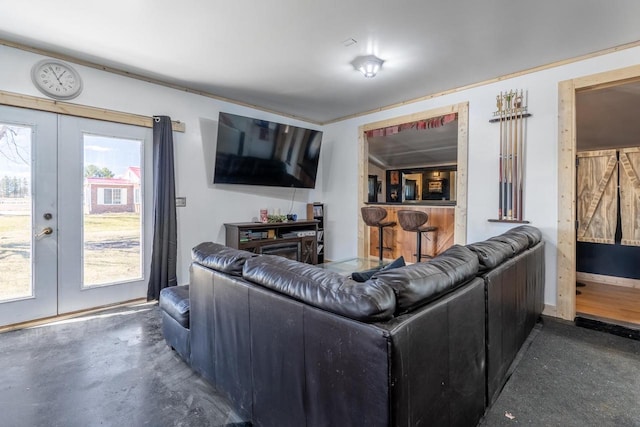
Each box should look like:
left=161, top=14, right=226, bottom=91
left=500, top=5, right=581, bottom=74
left=489, top=90, right=532, bottom=222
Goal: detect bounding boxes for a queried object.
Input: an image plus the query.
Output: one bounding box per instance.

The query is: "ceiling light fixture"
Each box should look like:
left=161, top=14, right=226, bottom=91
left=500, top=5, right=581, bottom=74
left=351, top=55, right=384, bottom=78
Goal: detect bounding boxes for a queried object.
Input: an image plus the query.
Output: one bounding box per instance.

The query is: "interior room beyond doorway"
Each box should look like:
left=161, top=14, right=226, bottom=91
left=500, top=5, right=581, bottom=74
left=357, top=103, right=469, bottom=261
left=572, top=76, right=640, bottom=328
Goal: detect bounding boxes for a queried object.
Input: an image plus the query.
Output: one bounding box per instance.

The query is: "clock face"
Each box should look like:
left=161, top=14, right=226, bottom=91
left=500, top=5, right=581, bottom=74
left=31, top=60, right=83, bottom=100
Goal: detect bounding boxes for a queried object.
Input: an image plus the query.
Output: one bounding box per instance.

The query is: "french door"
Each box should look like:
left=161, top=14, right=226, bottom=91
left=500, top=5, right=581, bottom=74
left=0, top=105, right=152, bottom=327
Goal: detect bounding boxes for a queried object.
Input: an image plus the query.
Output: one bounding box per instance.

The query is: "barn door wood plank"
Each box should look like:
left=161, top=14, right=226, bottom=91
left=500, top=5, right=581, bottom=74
left=619, top=147, right=640, bottom=246
left=576, top=150, right=618, bottom=244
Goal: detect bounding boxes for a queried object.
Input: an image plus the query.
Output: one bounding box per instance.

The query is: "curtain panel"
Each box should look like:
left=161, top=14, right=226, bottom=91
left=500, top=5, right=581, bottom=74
left=147, top=115, right=177, bottom=300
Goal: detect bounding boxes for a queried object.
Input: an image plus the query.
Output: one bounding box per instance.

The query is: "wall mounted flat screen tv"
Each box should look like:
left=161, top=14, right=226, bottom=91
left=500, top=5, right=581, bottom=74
left=213, top=112, right=323, bottom=188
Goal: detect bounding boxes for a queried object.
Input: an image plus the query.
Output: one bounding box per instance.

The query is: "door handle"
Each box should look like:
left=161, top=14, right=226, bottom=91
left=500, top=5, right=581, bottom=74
left=35, top=227, right=53, bottom=238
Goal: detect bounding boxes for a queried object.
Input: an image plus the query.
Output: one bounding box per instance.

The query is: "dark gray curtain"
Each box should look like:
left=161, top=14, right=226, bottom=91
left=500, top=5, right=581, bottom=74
left=147, top=115, right=177, bottom=300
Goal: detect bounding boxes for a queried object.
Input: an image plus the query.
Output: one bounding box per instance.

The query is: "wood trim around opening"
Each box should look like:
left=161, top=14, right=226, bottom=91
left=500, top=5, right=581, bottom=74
left=0, top=90, right=185, bottom=132
left=357, top=102, right=469, bottom=259
left=556, top=63, right=640, bottom=321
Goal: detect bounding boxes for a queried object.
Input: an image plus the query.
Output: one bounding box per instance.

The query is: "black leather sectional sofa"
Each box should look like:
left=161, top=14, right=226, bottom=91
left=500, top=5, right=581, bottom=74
left=159, top=225, right=544, bottom=427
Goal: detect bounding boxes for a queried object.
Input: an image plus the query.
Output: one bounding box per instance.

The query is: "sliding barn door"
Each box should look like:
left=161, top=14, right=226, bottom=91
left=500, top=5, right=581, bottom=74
left=576, top=150, right=618, bottom=244
left=619, top=147, right=640, bottom=246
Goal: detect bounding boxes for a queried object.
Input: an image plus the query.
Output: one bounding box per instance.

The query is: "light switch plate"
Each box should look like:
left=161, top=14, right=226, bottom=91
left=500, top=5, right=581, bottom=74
left=175, top=197, right=187, bottom=207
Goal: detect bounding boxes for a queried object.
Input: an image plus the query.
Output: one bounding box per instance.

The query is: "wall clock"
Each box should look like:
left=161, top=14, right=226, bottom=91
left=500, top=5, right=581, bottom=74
left=31, top=59, right=83, bottom=100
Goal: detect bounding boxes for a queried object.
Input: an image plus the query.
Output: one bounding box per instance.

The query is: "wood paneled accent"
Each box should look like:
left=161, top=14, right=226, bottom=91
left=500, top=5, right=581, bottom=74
left=557, top=64, right=640, bottom=321
left=619, top=147, right=640, bottom=246
left=576, top=150, right=618, bottom=244
left=365, top=206, right=455, bottom=262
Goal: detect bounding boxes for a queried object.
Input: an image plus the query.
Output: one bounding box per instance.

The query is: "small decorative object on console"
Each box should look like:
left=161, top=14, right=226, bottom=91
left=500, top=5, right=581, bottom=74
left=267, top=214, right=288, bottom=223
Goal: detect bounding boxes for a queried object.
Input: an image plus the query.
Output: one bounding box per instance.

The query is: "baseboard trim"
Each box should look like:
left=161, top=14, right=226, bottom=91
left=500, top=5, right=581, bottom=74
left=543, top=304, right=557, bottom=317
left=0, top=298, right=151, bottom=334
left=576, top=272, right=640, bottom=289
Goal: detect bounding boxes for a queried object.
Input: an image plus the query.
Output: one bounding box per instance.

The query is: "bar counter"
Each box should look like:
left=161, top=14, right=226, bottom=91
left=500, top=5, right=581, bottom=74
left=364, top=204, right=455, bottom=262
left=365, top=200, right=456, bottom=207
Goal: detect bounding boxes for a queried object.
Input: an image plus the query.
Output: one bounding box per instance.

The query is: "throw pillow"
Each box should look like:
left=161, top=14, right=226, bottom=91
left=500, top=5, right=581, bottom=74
left=351, top=256, right=406, bottom=282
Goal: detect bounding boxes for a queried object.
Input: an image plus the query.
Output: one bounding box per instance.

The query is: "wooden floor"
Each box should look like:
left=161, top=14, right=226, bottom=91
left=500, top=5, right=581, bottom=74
left=576, top=280, right=640, bottom=328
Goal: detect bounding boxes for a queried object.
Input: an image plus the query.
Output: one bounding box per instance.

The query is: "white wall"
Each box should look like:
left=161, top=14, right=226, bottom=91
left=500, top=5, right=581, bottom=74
left=0, top=44, right=324, bottom=285
left=322, top=47, right=640, bottom=310
left=4, top=42, right=640, bottom=310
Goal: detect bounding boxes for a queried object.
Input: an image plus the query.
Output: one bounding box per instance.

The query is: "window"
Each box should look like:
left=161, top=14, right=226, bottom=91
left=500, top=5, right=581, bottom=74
left=83, top=133, right=142, bottom=287
left=98, top=188, right=126, bottom=205
left=104, top=188, right=120, bottom=205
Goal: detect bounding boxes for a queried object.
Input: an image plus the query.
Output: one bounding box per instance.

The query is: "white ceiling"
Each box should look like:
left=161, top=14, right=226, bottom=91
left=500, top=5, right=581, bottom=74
left=368, top=121, right=458, bottom=169
left=1, top=1, right=640, bottom=124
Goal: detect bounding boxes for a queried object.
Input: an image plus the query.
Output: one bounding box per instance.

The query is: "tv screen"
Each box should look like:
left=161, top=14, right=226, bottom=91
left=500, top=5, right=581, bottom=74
left=213, top=112, right=323, bottom=188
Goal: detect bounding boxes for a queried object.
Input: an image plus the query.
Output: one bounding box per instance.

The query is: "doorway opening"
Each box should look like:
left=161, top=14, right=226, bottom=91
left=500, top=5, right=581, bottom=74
left=574, top=82, right=640, bottom=328
left=557, top=64, right=640, bottom=328
left=0, top=105, right=153, bottom=327
left=357, top=102, right=469, bottom=260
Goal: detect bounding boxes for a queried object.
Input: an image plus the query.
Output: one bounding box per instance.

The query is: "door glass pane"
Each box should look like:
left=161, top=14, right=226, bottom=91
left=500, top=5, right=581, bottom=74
left=0, top=124, right=33, bottom=301
left=83, top=134, right=142, bottom=287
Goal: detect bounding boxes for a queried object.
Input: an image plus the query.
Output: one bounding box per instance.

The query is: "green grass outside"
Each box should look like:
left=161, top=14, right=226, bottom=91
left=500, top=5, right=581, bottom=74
left=0, top=212, right=142, bottom=301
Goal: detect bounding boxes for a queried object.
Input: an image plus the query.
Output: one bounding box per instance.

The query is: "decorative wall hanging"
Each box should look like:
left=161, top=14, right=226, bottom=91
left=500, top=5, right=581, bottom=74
left=488, top=90, right=532, bottom=222
left=365, top=113, right=457, bottom=138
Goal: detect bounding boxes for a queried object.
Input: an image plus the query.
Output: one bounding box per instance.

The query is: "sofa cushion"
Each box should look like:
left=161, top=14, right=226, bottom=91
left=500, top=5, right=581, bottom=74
left=192, top=242, right=256, bottom=276
left=466, top=240, right=514, bottom=272
left=507, top=225, right=542, bottom=247
left=242, top=255, right=396, bottom=322
left=373, top=245, right=479, bottom=314
left=351, top=256, right=406, bottom=283
left=159, top=285, right=190, bottom=328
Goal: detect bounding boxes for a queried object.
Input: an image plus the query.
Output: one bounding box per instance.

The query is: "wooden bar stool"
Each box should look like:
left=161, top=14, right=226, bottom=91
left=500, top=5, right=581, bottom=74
left=397, top=210, right=437, bottom=262
left=361, top=206, right=396, bottom=261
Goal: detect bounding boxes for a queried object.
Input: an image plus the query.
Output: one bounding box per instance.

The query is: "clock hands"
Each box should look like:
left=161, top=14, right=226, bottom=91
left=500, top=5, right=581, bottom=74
left=48, top=66, right=62, bottom=83
left=48, top=66, right=66, bottom=87
left=48, top=66, right=58, bottom=79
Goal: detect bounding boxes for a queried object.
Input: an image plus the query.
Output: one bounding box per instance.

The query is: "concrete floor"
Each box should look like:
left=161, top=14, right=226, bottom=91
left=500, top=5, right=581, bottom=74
left=1, top=306, right=639, bottom=427
left=0, top=304, right=246, bottom=427
left=479, top=317, right=640, bottom=427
